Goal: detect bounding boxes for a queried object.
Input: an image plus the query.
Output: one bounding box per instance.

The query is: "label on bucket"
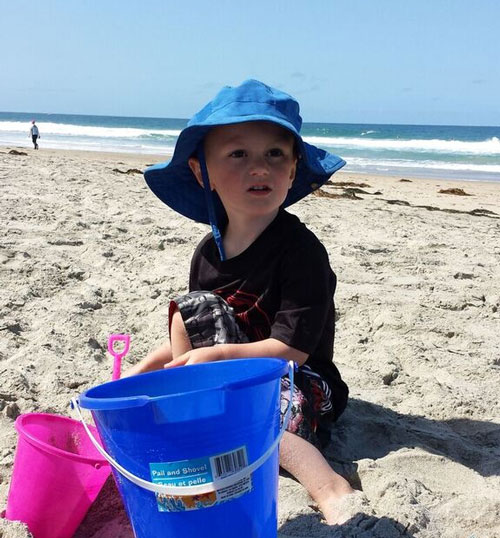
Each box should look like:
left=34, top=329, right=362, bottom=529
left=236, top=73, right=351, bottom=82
left=150, top=446, right=252, bottom=511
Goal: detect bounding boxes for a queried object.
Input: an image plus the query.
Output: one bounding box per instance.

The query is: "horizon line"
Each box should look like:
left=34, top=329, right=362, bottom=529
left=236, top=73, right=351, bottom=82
left=0, top=110, right=499, bottom=130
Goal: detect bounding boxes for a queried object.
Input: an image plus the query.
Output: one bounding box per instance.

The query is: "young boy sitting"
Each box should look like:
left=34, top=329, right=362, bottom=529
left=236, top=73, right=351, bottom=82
left=126, top=79, right=362, bottom=525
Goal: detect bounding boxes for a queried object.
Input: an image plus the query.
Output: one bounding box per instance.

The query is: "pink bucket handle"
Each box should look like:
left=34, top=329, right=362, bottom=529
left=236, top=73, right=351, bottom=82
left=108, top=334, right=130, bottom=381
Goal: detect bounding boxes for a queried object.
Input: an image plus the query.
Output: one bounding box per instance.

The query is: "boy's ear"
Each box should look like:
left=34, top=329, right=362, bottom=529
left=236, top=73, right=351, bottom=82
left=189, top=157, right=216, bottom=191
left=188, top=157, right=204, bottom=188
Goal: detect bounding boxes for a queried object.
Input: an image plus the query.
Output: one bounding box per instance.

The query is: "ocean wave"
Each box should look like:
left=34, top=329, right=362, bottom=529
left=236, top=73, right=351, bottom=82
left=0, top=134, right=175, bottom=155
left=346, top=157, right=500, bottom=174
left=2, top=120, right=499, bottom=156
left=0, top=121, right=181, bottom=139
left=305, top=135, right=500, bottom=155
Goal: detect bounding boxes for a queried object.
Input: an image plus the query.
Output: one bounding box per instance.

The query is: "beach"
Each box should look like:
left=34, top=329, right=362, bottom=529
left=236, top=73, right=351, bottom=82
left=1, top=146, right=499, bottom=537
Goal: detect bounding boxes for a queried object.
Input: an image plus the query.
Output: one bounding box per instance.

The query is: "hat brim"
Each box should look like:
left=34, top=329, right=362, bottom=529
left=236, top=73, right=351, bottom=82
left=144, top=118, right=345, bottom=225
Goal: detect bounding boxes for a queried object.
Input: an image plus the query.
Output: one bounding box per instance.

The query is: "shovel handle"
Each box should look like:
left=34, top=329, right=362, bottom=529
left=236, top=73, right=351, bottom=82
left=108, top=334, right=130, bottom=381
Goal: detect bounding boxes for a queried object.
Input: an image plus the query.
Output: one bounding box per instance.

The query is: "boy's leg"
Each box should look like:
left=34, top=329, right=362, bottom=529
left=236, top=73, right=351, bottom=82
left=169, top=295, right=355, bottom=518
left=279, top=370, right=373, bottom=525
left=124, top=291, right=244, bottom=377
left=279, top=431, right=355, bottom=524
left=170, top=291, right=248, bottom=353
left=170, top=294, right=361, bottom=524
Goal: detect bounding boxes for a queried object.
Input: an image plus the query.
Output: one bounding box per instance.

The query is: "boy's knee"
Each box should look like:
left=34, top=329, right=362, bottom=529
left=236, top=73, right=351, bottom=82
left=170, top=306, right=185, bottom=333
left=169, top=302, right=193, bottom=357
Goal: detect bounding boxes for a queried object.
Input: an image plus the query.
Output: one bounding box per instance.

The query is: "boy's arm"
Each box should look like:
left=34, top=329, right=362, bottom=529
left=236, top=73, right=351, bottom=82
left=122, top=340, right=172, bottom=377
left=165, top=338, right=307, bottom=368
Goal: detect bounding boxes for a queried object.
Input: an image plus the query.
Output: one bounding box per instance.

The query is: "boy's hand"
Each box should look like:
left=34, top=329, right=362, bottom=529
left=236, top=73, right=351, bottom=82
left=165, top=346, right=222, bottom=368
left=122, top=340, right=172, bottom=377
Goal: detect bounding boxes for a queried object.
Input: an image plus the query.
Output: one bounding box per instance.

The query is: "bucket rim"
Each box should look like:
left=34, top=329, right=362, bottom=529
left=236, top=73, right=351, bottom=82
left=78, top=357, right=288, bottom=411
left=15, top=412, right=109, bottom=466
left=79, top=357, right=289, bottom=411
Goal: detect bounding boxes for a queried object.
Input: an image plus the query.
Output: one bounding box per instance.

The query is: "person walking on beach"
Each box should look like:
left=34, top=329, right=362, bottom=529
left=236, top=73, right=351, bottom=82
left=125, top=80, right=369, bottom=525
left=30, top=120, right=40, bottom=149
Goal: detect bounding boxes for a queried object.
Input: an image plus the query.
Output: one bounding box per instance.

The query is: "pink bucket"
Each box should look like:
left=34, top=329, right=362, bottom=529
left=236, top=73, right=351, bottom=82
left=5, top=413, right=111, bottom=538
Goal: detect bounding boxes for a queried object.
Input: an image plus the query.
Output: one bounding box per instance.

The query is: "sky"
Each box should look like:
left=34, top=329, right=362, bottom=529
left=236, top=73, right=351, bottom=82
left=1, top=0, right=499, bottom=126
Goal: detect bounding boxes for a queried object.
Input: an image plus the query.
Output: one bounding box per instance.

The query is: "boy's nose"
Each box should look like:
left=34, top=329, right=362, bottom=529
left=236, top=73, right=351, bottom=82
left=248, top=156, right=269, bottom=175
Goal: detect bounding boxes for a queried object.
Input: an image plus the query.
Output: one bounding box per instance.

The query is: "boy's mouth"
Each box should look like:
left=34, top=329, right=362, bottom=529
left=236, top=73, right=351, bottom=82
left=248, top=185, right=271, bottom=192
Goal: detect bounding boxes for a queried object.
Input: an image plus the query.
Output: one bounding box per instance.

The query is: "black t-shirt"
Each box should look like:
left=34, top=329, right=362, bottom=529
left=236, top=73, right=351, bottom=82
left=189, top=209, right=348, bottom=419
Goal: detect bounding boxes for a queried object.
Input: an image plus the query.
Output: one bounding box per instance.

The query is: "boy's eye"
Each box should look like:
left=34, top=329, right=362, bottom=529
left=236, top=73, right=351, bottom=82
left=268, top=148, right=285, bottom=157
left=229, top=149, right=246, bottom=158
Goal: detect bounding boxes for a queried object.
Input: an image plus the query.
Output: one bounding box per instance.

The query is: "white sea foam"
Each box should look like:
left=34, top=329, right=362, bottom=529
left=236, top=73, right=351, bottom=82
left=346, top=157, right=500, bottom=174
left=304, top=135, right=500, bottom=155
left=0, top=131, right=176, bottom=155
left=2, top=118, right=499, bottom=179
left=0, top=121, right=181, bottom=139
left=2, top=121, right=499, bottom=156
left=2, top=120, right=499, bottom=156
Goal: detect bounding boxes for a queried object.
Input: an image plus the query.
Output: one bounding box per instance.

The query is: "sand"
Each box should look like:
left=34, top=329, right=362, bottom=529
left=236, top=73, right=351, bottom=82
left=1, top=146, right=499, bottom=538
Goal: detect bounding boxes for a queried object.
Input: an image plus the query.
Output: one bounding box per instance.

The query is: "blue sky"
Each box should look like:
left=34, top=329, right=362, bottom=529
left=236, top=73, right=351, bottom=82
left=1, top=1, right=499, bottom=125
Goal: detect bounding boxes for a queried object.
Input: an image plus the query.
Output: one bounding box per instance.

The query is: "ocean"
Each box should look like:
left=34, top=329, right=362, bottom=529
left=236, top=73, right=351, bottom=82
left=1, top=111, right=499, bottom=182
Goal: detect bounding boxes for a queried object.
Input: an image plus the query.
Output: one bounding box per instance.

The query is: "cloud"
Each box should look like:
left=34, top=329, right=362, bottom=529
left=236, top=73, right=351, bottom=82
left=472, top=79, right=486, bottom=85
left=287, top=73, right=324, bottom=94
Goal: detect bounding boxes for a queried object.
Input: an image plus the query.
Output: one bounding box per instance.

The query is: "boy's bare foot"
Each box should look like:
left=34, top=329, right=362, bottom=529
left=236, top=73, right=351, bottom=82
left=319, top=490, right=372, bottom=525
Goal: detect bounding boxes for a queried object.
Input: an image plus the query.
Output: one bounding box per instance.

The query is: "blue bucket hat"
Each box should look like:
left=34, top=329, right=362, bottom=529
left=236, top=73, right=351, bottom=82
left=144, top=79, right=346, bottom=259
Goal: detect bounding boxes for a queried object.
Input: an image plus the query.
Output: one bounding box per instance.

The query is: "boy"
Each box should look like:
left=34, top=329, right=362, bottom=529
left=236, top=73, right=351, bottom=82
left=127, top=80, right=365, bottom=524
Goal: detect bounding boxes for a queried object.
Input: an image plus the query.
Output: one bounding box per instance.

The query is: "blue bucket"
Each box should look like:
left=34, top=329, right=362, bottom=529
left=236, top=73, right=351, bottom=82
left=74, top=358, right=292, bottom=538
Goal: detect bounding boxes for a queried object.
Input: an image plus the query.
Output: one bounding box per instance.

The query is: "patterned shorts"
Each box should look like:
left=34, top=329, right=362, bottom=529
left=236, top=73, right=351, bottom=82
left=171, top=291, right=334, bottom=448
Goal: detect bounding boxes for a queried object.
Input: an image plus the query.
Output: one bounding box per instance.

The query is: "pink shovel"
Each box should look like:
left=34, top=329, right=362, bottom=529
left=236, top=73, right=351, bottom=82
left=108, top=334, right=131, bottom=381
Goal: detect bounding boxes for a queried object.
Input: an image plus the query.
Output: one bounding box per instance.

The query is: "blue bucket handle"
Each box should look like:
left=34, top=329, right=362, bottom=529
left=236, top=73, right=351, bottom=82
left=71, top=360, right=294, bottom=496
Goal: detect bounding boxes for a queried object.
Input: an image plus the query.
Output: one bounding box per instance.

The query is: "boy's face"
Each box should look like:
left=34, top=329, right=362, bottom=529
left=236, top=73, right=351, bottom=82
left=189, top=121, right=297, bottom=223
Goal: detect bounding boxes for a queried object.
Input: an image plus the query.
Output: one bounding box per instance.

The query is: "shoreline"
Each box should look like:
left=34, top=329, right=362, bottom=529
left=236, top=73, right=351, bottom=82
left=1, top=143, right=499, bottom=186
